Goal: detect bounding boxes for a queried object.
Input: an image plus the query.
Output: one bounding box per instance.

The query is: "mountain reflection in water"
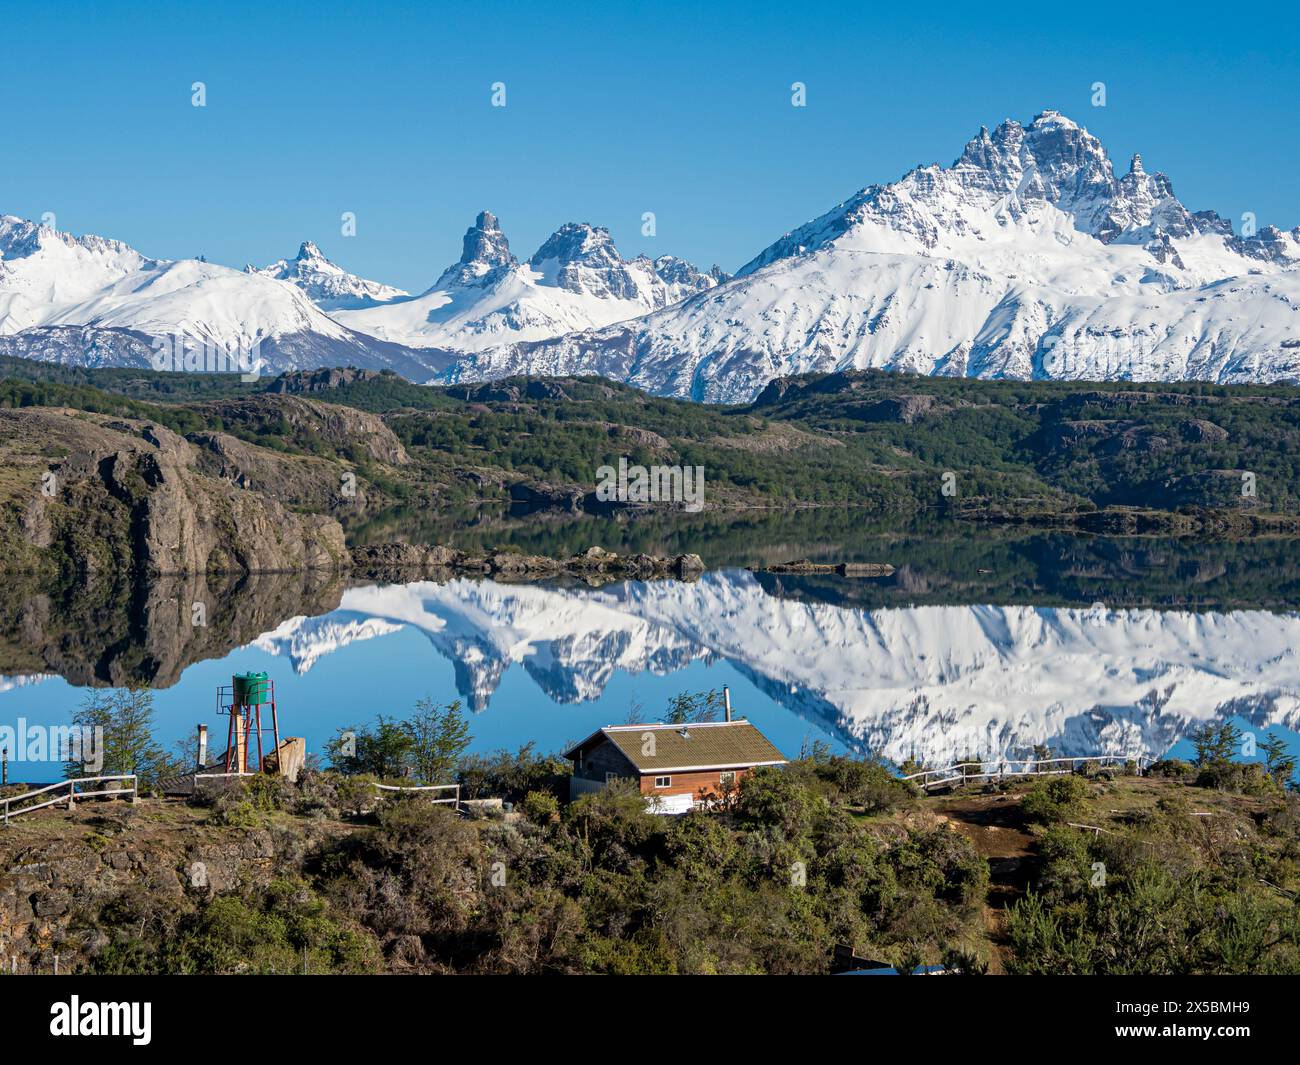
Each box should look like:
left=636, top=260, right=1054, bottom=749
left=3, top=526, right=1300, bottom=772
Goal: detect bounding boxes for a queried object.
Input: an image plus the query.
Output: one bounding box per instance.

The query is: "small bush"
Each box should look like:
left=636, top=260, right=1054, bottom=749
left=334, top=774, right=380, bottom=818
left=522, top=790, right=560, bottom=824
left=1021, top=774, right=1090, bottom=824
left=1148, top=758, right=1193, bottom=779
left=1195, top=759, right=1275, bottom=796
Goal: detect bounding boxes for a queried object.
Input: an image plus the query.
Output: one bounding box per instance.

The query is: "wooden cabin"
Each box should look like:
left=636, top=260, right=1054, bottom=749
left=564, top=718, right=788, bottom=814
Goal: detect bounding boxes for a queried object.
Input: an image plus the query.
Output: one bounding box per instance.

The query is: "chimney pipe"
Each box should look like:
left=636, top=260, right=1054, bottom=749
left=196, top=724, right=208, bottom=770
left=723, top=686, right=732, bottom=723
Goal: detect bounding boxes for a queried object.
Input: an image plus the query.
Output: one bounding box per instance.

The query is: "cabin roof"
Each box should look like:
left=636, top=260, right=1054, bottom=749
left=564, top=720, right=788, bottom=773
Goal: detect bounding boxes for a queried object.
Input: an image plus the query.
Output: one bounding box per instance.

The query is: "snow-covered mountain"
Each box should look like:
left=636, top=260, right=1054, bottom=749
left=246, top=241, right=407, bottom=310
left=442, top=111, right=1300, bottom=401
left=8, top=112, right=1298, bottom=398
left=0, top=216, right=450, bottom=379
left=242, top=572, right=1300, bottom=765
left=0, top=210, right=721, bottom=378
left=331, top=211, right=726, bottom=353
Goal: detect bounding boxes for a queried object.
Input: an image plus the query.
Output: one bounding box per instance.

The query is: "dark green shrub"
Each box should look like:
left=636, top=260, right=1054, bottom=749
left=1021, top=774, right=1090, bottom=824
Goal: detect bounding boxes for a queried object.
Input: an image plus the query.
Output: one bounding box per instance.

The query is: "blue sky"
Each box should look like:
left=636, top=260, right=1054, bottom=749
left=4, top=0, right=1298, bottom=292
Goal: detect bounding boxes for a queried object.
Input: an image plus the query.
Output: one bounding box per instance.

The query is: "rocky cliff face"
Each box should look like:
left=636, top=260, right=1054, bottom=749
left=0, top=803, right=343, bottom=975
left=1, top=408, right=349, bottom=578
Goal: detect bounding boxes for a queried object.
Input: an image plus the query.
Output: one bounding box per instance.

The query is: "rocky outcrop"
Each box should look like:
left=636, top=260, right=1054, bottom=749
left=508, top=481, right=594, bottom=515
left=0, top=804, right=340, bottom=974
left=435, top=210, right=519, bottom=288
left=197, top=395, right=410, bottom=466
left=267, top=366, right=391, bottom=394
left=852, top=395, right=937, bottom=424
left=1, top=408, right=348, bottom=578
left=188, top=430, right=373, bottom=512
left=1179, top=418, right=1230, bottom=444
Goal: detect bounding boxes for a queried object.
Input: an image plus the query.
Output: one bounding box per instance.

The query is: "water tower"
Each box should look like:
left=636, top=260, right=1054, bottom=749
left=216, top=671, right=281, bottom=774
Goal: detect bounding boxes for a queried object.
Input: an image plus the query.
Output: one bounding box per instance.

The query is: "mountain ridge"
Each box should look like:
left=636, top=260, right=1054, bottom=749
left=4, top=110, right=1299, bottom=398
left=440, top=111, right=1300, bottom=400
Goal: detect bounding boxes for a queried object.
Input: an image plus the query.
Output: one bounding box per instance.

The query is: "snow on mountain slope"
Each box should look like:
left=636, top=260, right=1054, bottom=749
left=0, top=215, right=453, bottom=377
left=241, top=572, right=1300, bottom=764
left=332, top=211, right=727, bottom=353
left=247, top=241, right=408, bottom=311
left=441, top=111, right=1300, bottom=401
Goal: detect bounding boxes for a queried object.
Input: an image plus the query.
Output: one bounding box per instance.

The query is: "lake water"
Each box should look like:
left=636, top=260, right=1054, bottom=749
left=3, top=520, right=1300, bottom=780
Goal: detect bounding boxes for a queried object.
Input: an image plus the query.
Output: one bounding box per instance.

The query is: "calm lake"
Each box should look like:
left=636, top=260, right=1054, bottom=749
left=3, top=517, right=1300, bottom=779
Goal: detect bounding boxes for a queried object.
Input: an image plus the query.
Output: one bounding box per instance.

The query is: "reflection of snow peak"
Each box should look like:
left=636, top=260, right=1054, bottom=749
left=247, top=574, right=1300, bottom=763
left=251, top=615, right=405, bottom=674
left=0, top=673, right=54, bottom=694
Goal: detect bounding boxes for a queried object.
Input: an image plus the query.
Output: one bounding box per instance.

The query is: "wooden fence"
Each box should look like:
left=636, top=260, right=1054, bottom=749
left=901, top=755, right=1145, bottom=791
left=373, top=781, right=461, bottom=810
left=2, top=774, right=138, bottom=825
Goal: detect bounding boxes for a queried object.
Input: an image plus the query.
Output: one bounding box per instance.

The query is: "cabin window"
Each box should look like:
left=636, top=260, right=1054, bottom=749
left=719, top=771, right=736, bottom=786
left=605, top=772, right=621, bottom=784
left=654, top=775, right=672, bottom=788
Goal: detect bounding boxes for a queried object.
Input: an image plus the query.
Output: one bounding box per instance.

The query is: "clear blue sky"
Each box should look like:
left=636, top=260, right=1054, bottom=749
left=5, top=0, right=1297, bottom=292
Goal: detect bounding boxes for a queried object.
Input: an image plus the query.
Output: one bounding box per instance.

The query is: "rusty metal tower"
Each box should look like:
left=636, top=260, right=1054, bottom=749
left=215, top=672, right=281, bottom=775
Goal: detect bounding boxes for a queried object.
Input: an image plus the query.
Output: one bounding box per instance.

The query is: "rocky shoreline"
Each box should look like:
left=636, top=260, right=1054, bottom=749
left=749, top=558, right=895, bottom=577
left=349, top=542, right=706, bottom=583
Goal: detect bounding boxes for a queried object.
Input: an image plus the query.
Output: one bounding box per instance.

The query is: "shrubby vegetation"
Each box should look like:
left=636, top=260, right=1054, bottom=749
left=6, top=358, right=1300, bottom=526
left=66, top=742, right=995, bottom=975
left=1008, top=800, right=1300, bottom=974
left=308, top=758, right=984, bottom=974
left=31, top=687, right=1300, bottom=976
left=1007, top=725, right=1300, bottom=974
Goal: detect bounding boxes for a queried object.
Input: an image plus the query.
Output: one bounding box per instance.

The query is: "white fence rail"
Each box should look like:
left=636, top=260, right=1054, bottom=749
left=2, top=774, right=138, bottom=825
left=901, top=755, right=1144, bottom=791
left=372, top=782, right=461, bottom=810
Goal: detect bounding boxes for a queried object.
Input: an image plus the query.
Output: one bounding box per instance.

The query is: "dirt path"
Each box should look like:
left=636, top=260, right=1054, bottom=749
left=933, top=792, right=1036, bottom=974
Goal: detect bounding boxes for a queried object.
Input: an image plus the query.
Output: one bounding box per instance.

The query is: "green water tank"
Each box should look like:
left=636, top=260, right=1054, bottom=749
left=232, top=671, right=270, bottom=705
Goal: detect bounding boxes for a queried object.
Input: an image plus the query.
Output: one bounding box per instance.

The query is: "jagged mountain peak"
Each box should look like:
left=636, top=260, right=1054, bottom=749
left=443, top=110, right=1300, bottom=401
left=738, top=111, right=1205, bottom=278
left=334, top=207, right=722, bottom=354
left=530, top=221, right=617, bottom=265
left=0, top=214, right=142, bottom=264
left=527, top=222, right=638, bottom=299
left=434, top=210, right=519, bottom=289
left=249, top=240, right=407, bottom=311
